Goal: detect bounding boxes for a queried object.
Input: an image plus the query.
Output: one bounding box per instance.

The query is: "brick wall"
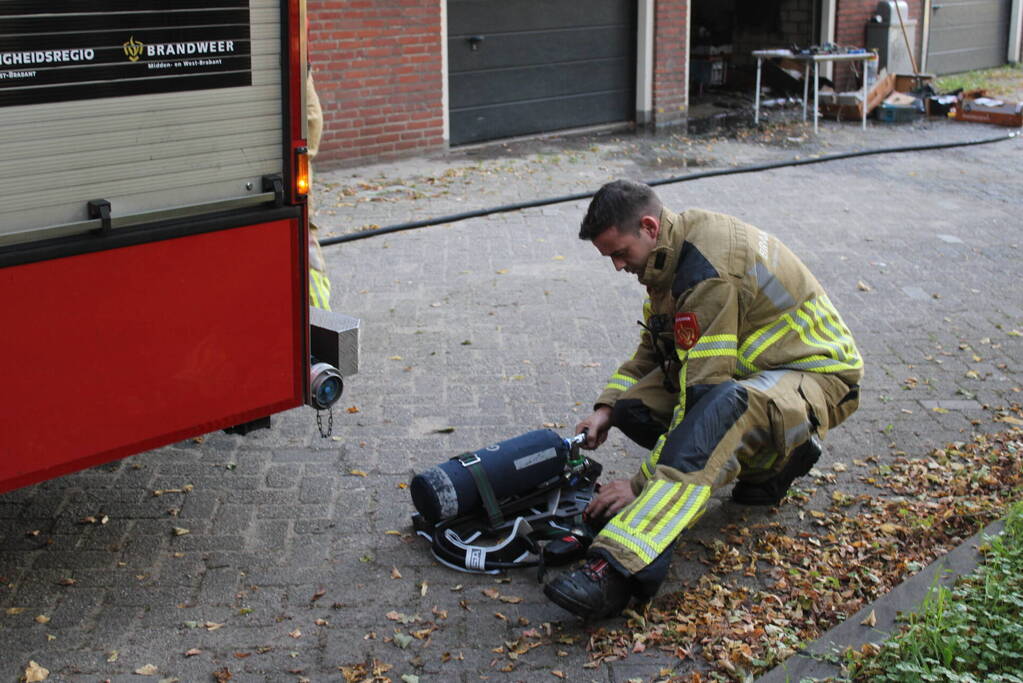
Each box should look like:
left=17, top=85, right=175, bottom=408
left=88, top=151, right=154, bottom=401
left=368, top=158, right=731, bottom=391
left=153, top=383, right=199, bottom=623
left=834, top=0, right=924, bottom=90
left=653, top=0, right=688, bottom=126
left=731, top=0, right=816, bottom=69
left=308, top=0, right=445, bottom=167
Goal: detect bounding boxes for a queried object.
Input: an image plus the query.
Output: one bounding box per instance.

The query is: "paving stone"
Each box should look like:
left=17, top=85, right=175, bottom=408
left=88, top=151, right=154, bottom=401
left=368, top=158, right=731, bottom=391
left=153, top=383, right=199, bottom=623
left=4, top=119, right=1023, bottom=681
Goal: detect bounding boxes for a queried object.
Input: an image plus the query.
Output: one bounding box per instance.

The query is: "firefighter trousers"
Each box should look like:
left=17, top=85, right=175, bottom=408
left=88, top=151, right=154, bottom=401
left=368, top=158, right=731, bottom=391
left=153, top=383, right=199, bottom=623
left=591, top=368, right=858, bottom=597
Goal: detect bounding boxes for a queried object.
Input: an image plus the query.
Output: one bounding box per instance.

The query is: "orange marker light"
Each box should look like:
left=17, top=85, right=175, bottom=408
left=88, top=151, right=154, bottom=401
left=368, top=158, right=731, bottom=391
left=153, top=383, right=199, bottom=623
left=295, top=146, right=310, bottom=196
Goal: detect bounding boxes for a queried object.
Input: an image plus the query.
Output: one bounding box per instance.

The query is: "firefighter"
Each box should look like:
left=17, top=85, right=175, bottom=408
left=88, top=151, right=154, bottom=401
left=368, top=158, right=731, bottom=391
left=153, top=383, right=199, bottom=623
left=307, top=68, right=332, bottom=310
left=543, top=180, right=863, bottom=619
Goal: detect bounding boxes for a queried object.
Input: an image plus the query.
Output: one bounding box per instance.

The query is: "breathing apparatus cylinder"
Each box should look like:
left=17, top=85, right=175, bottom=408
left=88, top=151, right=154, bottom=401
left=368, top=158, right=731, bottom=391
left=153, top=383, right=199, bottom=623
left=410, top=429, right=571, bottom=524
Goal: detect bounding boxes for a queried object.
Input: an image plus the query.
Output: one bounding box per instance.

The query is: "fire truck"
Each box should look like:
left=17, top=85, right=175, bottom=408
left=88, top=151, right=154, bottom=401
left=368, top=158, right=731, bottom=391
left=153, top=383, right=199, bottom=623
left=0, top=0, right=358, bottom=493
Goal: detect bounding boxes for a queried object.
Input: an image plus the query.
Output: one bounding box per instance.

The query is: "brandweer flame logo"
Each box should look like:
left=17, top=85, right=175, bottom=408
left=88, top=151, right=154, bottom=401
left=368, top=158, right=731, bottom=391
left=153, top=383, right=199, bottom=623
left=123, top=36, right=144, bottom=62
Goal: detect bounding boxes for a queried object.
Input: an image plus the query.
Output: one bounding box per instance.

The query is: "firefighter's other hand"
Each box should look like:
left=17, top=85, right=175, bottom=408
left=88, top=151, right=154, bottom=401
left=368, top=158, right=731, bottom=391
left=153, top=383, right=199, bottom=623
left=584, top=478, right=635, bottom=521
left=575, top=406, right=611, bottom=450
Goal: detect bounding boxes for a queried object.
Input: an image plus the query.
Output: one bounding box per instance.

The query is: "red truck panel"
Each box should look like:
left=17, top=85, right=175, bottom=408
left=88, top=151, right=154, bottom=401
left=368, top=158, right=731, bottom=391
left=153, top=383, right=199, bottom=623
left=0, top=219, right=305, bottom=492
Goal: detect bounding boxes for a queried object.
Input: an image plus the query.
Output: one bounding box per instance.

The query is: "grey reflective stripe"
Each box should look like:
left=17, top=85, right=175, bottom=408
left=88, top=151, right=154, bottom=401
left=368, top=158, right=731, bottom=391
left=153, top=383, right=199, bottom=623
left=627, top=482, right=675, bottom=530
left=738, top=369, right=791, bottom=392
left=780, top=357, right=848, bottom=371
left=810, top=303, right=859, bottom=360
left=790, top=310, right=848, bottom=359
left=784, top=421, right=811, bottom=452
left=693, top=339, right=736, bottom=351
left=652, top=485, right=708, bottom=546
left=605, top=524, right=660, bottom=561
left=751, top=262, right=796, bottom=311
left=742, top=318, right=790, bottom=363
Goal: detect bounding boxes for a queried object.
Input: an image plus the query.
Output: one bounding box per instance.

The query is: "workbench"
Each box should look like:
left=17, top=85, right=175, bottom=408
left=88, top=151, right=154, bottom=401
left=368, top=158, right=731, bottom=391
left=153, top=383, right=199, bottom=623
left=752, top=49, right=879, bottom=132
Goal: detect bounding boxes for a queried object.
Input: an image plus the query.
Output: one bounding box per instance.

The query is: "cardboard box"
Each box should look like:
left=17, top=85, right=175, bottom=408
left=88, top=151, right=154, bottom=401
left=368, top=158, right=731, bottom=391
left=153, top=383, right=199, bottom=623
left=893, top=73, right=934, bottom=93
left=820, top=73, right=895, bottom=120
left=952, top=98, right=1023, bottom=127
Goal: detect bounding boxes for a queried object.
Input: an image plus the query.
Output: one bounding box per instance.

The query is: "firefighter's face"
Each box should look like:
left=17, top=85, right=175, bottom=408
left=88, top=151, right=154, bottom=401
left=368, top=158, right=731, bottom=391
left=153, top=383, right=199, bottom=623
left=592, top=217, right=659, bottom=278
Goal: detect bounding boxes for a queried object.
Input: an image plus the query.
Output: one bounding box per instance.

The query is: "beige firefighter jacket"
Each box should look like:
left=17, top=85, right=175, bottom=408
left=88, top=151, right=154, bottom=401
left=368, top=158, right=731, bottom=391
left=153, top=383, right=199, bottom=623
left=596, top=207, right=863, bottom=436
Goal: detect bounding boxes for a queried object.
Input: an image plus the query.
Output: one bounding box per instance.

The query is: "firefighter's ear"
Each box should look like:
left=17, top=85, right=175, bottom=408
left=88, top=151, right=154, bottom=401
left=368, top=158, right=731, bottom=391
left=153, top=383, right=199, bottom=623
left=638, top=215, right=660, bottom=240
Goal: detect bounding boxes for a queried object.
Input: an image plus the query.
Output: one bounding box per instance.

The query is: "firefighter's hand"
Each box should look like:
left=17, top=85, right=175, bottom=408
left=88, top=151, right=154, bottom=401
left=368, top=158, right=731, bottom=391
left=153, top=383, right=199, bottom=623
left=584, top=479, right=636, bottom=522
left=575, top=406, right=612, bottom=450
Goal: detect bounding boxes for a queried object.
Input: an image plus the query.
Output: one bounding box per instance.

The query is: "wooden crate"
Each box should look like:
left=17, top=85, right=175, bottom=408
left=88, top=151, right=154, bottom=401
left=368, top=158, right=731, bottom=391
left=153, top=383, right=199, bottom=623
left=820, top=73, right=895, bottom=120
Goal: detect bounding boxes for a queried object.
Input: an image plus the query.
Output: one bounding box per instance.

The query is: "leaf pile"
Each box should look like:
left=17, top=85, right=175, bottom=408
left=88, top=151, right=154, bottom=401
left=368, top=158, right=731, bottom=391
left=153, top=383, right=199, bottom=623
left=584, top=417, right=1023, bottom=681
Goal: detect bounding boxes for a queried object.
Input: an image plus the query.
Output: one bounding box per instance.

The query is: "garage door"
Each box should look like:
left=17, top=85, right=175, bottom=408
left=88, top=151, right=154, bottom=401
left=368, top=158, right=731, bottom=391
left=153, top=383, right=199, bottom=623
left=927, top=0, right=1011, bottom=74
left=448, top=0, right=637, bottom=146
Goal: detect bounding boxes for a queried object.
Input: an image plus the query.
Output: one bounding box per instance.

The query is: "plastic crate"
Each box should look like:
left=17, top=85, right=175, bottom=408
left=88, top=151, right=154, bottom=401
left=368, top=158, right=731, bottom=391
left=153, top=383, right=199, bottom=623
left=877, top=103, right=920, bottom=123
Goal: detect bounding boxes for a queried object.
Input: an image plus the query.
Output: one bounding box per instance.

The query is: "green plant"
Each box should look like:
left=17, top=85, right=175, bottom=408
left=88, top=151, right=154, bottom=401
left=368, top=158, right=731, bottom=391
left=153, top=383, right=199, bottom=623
left=844, top=501, right=1023, bottom=681
left=934, top=63, right=1023, bottom=97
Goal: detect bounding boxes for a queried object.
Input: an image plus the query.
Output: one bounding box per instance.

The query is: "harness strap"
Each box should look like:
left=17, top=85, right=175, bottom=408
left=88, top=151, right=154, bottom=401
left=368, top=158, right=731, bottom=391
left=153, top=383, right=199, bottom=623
left=456, top=452, right=504, bottom=529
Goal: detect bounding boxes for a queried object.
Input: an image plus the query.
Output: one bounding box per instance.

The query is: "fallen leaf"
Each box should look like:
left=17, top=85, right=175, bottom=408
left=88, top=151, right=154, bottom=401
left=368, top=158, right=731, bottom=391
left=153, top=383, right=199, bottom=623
left=134, top=663, right=158, bottom=675
left=171, top=527, right=190, bottom=536
left=552, top=671, right=566, bottom=679
left=107, top=651, right=119, bottom=662
left=349, top=470, right=368, bottom=477
left=861, top=609, right=877, bottom=627
left=482, top=588, right=501, bottom=599
left=420, top=581, right=428, bottom=597
left=346, top=406, right=360, bottom=413
left=393, top=632, right=413, bottom=649
left=391, top=567, right=402, bottom=579
left=552, top=255, right=565, bottom=261
left=495, top=269, right=509, bottom=274
left=499, top=595, right=522, bottom=604
left=289, top=629, right=302, bottom=639
left=34, top=615, right=50, bottom=624
left=184, top=648, right=202, bottom=657
left=6, top=607, right=25, bottom=615
left=212, top=668, right=232, bottom=683
left=23, top=661, right=49, bottom=682
left=856, top=280, right=872, bottom=291
left=204, top=622, right=225, bottom=631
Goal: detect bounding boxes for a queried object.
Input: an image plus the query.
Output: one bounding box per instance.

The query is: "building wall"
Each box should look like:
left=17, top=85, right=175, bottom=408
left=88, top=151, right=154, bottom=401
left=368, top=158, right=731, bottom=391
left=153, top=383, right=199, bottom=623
left=834, top=0, right=925, bottom=90
left=309, top=1, right=688, bottom=165
left=308, top=0, right=445, bottom=166
left=653, top=0, right=689, bottom=126
left=732, top=0, right=817, bottom=70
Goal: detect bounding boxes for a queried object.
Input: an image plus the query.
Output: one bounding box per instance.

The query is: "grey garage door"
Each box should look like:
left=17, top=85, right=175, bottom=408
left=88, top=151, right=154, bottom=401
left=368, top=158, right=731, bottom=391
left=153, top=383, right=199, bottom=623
left=927, top=0, right=1012, bottom=74
left=448, top=0, right=637, bottom=146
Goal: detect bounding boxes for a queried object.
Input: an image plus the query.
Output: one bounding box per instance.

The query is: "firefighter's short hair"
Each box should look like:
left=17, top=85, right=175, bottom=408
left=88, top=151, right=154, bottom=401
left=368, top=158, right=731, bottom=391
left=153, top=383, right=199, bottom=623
left=579, top=179, right=662, bottom=241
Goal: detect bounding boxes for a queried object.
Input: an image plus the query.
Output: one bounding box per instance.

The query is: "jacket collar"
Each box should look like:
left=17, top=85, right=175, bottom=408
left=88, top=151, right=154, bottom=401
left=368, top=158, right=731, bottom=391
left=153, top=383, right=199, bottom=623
left=638, top=207, right=682, bottom=289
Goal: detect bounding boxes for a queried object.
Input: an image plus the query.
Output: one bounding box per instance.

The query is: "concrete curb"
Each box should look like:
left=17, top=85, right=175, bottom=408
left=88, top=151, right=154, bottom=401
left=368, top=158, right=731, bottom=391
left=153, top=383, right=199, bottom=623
left=756, top=518, right=1006, bottom=682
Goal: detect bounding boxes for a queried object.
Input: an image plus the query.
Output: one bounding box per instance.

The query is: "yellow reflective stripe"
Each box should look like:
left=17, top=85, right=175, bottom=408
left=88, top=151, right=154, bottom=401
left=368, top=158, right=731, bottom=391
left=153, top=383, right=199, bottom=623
left=604, top=372, right=639, bottom=393
left=601, top=482, right=711, bottom=564
left=310, top=270, right=332, bottom=311
left=644, top=484, right=711, bottom=546
left=599, top=524, right=659, bottom=564
left=641, top=360, right=686, bottom=479
left=739, top=319, right=791, bottom=367
left=808, top=297, right=860, bottom=363
left=690, top=333, right=738, bottom=359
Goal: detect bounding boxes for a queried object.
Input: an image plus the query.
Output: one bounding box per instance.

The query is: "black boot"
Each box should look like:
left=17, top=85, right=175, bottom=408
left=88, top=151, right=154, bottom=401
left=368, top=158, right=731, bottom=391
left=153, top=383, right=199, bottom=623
left=731, top=436, right=822, bottom=506
left=543, top=557, right=631, bottom=620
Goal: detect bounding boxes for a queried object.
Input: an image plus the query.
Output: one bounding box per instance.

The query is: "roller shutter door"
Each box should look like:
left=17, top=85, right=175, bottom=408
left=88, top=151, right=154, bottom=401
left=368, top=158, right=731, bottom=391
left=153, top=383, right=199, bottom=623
left=927, top=0, right=1011, bottom=74
left=448, top=0, right=637, bottom=146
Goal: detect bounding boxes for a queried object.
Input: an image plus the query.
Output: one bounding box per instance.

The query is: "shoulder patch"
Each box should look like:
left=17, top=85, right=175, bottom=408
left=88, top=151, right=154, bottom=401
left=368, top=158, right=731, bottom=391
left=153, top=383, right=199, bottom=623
left=674, top=312, right=701, bottom=350
left=672, top=241, right=719, bottom=297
